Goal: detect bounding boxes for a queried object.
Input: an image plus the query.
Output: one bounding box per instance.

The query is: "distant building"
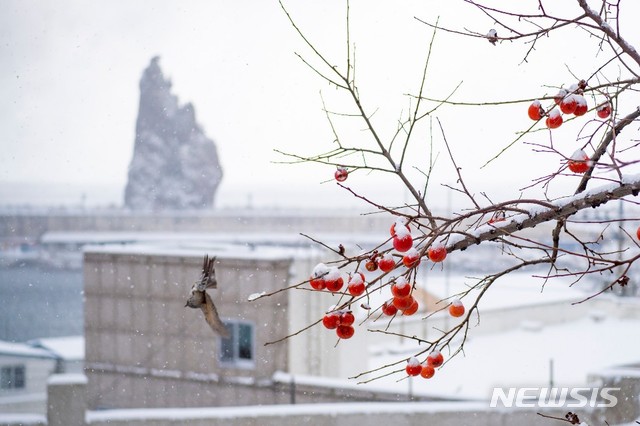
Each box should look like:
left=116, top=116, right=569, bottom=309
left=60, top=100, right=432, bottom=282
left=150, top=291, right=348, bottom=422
left=0, top=336, right=83, bottom=414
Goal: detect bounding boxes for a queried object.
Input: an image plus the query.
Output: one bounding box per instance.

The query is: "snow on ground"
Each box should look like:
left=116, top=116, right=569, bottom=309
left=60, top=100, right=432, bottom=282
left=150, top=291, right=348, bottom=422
left=419, top=270, right=584, bottom=311
left=366, top=313, right=640, bottom=400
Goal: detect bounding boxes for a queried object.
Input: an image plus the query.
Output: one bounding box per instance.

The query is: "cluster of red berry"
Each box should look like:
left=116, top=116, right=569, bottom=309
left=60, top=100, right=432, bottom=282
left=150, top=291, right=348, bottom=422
left=383, top=276, right=419, bottom=316
left=322, top=309, right=356, bottom=339
left=311, top=217, right=467, bottom=347
left=527, top=82, right=612, bottom=175
left=310, top=264, right=344, bottom=292
left=405, top=350, right=444, bottom=380
left=527, top=81, right=612, bottom=130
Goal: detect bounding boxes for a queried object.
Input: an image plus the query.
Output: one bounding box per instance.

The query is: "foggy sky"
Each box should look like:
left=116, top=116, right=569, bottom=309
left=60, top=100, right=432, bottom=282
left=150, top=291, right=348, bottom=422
left=2, top=1, right=639, bottom=209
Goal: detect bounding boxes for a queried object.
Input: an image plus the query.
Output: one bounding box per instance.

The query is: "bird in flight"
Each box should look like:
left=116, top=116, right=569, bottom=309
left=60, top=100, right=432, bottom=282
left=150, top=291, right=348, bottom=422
left=184, top=255, right=229, bottom=337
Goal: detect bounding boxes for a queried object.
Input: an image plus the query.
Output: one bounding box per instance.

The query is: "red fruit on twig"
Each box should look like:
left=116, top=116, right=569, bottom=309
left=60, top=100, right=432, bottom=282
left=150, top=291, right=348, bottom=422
left=378, top=254, right=396, bottom=272
left=527, top=100, right=544, bottom=121
left=573, top=95, right=588, bottom=116
left=546, top=108, right=563, bottom=129
left=448, top=298, right=465, bottom=317
left=334, top=167, right=348, bottom=182
left=420, top=364, right=435, bottom=379
left=428, top=245, right=447, bottom=263
left=596, top=102, right=611, bottom=119
left=405, top=357, right=422, bottom=376
left=427, top=350, right=444, bottom=368
left=336, top=324, right=354, bottom=339
left=347, top=272, right=366, bottom=297
left=567, top=149, right=591, bottom=174
left=393, top=234, right=413, bottom=252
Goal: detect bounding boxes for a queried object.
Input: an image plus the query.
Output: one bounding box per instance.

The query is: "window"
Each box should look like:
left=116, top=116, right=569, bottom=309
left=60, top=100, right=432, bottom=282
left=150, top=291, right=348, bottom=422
left=1, top=365, right=25, bottom=390
left=219, top=320, right=254, bottom=368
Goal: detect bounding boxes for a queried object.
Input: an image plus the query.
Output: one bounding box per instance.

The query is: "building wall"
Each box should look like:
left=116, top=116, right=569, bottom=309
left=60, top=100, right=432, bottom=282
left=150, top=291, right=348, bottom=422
left=286, top=252, right=372, bottom=380
left=0, top=355, right=55, bottom=414
left=84, top=250, right=293, bottom=409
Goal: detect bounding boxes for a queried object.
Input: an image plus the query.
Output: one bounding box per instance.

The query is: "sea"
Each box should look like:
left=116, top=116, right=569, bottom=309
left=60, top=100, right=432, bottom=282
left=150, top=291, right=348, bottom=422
left=0, top=262, right=83, bottom=343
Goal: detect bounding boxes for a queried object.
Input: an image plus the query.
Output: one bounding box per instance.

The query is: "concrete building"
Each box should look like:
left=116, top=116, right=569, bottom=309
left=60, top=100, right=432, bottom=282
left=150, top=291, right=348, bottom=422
left=0, top=341, right=56, bottom=414
left=82, top=240, right=421, bottom=410
left=0, top=336, right=84, bottom=415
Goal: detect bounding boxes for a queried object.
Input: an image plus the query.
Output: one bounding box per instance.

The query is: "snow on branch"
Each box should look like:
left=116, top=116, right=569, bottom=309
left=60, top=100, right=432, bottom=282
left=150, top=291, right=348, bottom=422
left=447, top=174, right=640, bottom=254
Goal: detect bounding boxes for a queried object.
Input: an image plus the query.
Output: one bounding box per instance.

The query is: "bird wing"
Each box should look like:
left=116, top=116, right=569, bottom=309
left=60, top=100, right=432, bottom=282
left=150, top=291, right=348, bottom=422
left=197, top=255, right=217, bottom=291
left=201, top=291, right=229, bottom=338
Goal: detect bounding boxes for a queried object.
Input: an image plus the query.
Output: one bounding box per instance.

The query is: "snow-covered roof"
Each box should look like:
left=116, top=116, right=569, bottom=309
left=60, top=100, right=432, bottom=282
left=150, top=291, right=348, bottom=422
left=28, top=336, right=84, bottom=361
left=0, top=340, right=55, bottom=360
left=0, top=414, right=46, bottom=425
left=47, top=373, right=87, bottom=385
left=83, top=241, right=302, bottom=262
left=86, top=401, right=490, bottom=423
left=42, top=230, right=381, bottom=248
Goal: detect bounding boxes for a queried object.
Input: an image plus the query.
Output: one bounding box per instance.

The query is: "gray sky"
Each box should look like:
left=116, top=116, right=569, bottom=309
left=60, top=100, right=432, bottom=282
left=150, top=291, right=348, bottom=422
left=1, top=1, right=639, bottom=209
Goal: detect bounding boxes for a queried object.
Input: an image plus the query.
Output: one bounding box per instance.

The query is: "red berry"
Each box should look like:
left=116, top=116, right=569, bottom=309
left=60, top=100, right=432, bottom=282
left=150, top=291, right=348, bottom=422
left=573, top=95, right=588, bottom=116
left=365, top=259, right=378, bottom=272
left=347, top=273, right=366, bottom=297
left=402, top=248, right=421, bottom=268
left=596, top=102, right=611, bottom=119
left=545, top=108, right=563, bottom=129
left=568, top=161, right=589, bottom=174
left=378, top=254, right=396, bottom=272
left=636, top=226, right=640, bottom=241
left=324, top=267, right=344, bottom=292
left=567, top=149, right=590, bottom=174
left=448, top=299, right=465, bottom=318
left=391, top=278, right=411, bottom=298
left=427, top=350, right=444, bottom=368
left=393, top=234, right=413, bottom=252
left=402, top=299, right=419, bottom=316
left=393, top=295, right=415, bottom=311
left=340, top=311, right=355, bottom=326
left=310, top=276, right=326, bottom=290
left=336, top=325, right=355, bottom=339
left=381, top=300, right=398, bottom=316
left=325, top=278, right=343, bottom=292
left=427, top=245, right=447, bottom=263
left=405, top=357, right=422, bottom=376
left=334, top=167, right=348, bottom=182
left=527, top=100, right=544, bottom=121
left=554, top=89, right=567, bottom=105
left=310, top=263, right=329, bottom=290
left=322, top=312, right=340, bottom=329
left=420, top=364, right=435, bottom=379
left=559, top=94, right=577, bottom=115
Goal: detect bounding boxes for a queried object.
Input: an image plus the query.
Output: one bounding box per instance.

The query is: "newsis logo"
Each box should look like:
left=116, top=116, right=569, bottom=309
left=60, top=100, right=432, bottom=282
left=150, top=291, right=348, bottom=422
left=490, top=387, right=620, bottom=408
